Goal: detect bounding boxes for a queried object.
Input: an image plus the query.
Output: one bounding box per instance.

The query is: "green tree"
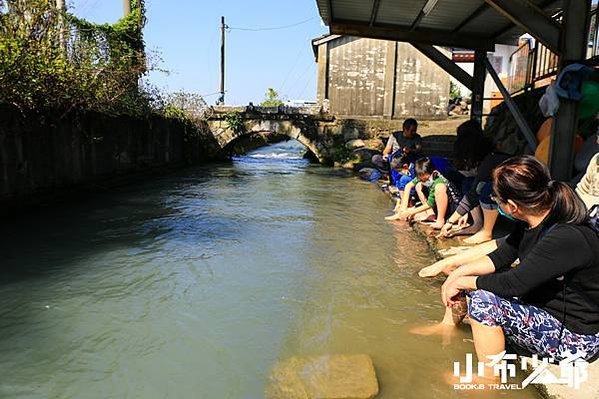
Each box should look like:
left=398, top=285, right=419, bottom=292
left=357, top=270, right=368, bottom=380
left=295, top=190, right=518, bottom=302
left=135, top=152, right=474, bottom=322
left=0, top=0, right=152, bottom=115
left=449, top=81, right=462, bottom=100
left=260, top=88, right=284, bottom=107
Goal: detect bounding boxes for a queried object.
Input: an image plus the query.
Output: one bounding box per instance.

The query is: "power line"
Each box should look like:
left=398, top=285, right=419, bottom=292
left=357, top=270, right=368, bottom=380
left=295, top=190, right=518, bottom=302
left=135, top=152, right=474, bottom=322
left=286, top=60, right=313, bottom=96
left=279, top=43, right=307, bottom=93
left=227, top=17, right=317, bottom=32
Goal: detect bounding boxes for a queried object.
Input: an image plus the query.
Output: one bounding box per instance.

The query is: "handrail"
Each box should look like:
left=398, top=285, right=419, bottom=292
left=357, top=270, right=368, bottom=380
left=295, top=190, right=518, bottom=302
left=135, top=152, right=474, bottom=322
left=504, top=6, right=599, bottom=97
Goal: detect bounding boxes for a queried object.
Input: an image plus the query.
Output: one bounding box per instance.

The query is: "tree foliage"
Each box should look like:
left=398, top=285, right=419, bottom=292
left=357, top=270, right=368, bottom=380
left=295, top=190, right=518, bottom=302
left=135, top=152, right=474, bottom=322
left=449, top=81, right=462, bottom=100
left=224, top=112, right=244, bottom=133
left=0, top=0, right=156, bottom=115
left=260, top=87, right=284, bottom=107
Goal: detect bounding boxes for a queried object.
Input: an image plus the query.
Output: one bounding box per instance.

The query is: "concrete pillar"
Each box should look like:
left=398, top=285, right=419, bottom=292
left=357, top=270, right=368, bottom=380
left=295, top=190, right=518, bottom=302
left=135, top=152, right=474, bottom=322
left=548, top=0, right=592, bottom=181
left=383, top=41, right=397, bottom=119
left=316, top=42, right=329, bottom=107
left=470, top=50, right=487, bottom=123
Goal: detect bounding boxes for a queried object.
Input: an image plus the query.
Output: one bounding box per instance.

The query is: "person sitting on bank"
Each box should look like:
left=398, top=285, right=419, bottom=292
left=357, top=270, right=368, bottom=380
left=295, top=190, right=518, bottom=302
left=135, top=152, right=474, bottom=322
left=575, top=130, right=599, bottom=208
left=386, top=157, right=461, bottom=229
left=441, top=155, right=599, bottom=369
left=419, top=131, right=599, bottom=296
left=440, top=121, right=511, bottom=244
left=371, top=118, right=422, bottom=173
left=390, top=154, right=415, bottom=194
left=415, top=140, right=599, bottom=337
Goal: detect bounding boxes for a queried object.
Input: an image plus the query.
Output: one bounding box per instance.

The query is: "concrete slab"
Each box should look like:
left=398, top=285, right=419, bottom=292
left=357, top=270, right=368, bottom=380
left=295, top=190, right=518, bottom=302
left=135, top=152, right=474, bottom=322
left=266, top=354, right=379, bottom=399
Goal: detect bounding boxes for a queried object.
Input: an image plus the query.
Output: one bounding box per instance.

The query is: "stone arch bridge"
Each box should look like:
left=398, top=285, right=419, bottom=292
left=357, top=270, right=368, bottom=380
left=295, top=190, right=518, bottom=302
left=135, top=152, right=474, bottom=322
left=206, top=106, right=338, bottom=164
left=205, top=106, right=455, bottom=166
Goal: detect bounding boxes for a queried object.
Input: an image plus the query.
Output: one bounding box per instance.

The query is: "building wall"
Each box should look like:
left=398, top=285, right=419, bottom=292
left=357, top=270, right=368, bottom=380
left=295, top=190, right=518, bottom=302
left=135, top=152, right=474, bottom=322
left=327, top=36, right=387, bottom=117
left=317, top=36, right=450, bottom=120
left=393, top=43, right=450, bottom=119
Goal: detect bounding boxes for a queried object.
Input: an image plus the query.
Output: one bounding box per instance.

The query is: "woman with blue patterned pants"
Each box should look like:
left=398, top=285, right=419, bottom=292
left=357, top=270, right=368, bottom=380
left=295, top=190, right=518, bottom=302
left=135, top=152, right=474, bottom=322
left=441, top=156, right=599, bottom=371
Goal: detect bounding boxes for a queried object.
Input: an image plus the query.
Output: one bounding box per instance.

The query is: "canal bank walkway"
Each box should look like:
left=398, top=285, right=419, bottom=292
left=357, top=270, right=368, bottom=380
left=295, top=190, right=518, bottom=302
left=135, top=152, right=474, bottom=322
left=384, top=189, right=599, bottom=399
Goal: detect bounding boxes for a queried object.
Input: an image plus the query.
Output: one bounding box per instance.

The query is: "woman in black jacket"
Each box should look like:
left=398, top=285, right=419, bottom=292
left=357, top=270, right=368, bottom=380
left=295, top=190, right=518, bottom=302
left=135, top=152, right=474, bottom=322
left=442, top=155, right=599, bottom=366
left=440, top=120, right=510, bottom=244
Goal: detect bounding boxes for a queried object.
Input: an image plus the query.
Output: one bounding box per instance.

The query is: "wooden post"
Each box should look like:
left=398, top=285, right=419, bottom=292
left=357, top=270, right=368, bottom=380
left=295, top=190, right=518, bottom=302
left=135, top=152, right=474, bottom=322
left=219, top=16, right=226, bottom=105
left=548, top=0, right=592, bottom=181
left=383, top=41, right=397, bottom=119
left=123, top=0, right=131, bottom=17
left=470, top=50, right=486, bottom=123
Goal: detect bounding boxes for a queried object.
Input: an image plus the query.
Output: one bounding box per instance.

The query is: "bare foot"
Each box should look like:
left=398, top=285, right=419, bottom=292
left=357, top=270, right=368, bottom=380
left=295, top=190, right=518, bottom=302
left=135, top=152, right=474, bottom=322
left=385, top=213, right=402, bottom=221
left=429, top=221, right=445, bottom=229
left=409, top=322, right=457, bottom=336
left=463, top=231, right=493, bottom=245
left=418, top=263, right=446, bottom=278
left=445, top=223, right=470, bottom=237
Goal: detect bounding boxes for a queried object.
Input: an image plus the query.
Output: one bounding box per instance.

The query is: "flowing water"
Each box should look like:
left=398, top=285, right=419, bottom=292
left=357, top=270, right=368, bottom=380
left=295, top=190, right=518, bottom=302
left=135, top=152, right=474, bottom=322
left=0, top=141, right=539, bottom=398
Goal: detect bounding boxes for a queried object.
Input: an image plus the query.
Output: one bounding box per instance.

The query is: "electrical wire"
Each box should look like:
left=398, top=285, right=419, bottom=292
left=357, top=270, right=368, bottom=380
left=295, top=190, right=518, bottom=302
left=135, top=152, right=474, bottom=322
left=227, top=16, right=317, bottom=32
left=279, top=43, right=307, bottom=93
left=200, top=90, right=226, bottom=98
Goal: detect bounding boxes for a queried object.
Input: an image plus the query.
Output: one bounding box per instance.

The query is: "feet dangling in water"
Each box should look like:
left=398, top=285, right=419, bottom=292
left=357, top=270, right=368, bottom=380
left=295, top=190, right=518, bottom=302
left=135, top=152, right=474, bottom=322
left=463, top=231, right=493, bottom=245
left=385, top=213, right=401, bottom=221
left=409, top=322, right=457, bottom=336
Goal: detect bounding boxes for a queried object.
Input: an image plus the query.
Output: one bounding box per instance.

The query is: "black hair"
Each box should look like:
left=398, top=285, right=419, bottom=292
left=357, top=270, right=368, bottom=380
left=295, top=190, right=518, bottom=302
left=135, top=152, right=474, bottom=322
left=414, top=157, right=435, bottom=177
left=452, top=120, right=494, bottom=171
left=493, top=155, right=588, bottom=224
left=403, top=118, right=418, bottom=131
left=390, top=153, right=410, bottom=170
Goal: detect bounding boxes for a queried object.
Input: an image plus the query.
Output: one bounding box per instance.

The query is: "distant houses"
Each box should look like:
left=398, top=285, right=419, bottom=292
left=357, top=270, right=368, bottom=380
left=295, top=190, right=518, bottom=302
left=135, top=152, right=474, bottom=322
left=312, top=34, right=450, bottom=120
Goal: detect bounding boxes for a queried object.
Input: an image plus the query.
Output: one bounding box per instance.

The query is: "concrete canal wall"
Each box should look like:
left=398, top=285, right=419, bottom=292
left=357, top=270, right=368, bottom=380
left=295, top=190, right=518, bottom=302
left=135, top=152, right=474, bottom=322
left=0, top=104, right=222, bottom=212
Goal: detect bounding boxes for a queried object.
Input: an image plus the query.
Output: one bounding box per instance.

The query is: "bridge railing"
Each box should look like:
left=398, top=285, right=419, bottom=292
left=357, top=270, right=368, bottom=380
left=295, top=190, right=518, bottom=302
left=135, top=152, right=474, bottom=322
left=210, top=105, right=324, bottom=117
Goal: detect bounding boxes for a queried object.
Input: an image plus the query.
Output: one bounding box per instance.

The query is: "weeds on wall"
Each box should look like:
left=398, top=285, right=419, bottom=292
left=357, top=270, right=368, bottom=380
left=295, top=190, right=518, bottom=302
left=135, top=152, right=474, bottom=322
left=224, top=112, right=244, bottom=134
left=0, top=0, right=162, bottom=116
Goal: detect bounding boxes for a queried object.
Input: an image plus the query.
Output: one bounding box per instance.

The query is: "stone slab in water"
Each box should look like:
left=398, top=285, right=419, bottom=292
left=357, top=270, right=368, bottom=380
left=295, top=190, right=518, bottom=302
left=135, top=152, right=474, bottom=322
left=266, top=354, right=379, bottom=399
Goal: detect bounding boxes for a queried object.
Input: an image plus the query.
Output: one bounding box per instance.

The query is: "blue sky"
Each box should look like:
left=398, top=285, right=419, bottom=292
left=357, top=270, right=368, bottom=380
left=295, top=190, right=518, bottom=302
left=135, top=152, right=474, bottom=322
left=70, top=1, right=327, bottom=105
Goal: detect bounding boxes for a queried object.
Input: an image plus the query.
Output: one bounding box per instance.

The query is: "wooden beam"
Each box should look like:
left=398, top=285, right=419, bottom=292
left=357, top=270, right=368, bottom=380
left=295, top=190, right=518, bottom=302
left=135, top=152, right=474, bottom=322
left=453, top=3, right=488, bottom=33
left=484, top=58, right=537, bottom=151
left=412, top=44, right=473, bottom=90
left=471, top=51, right=486, bottom=123
left=549, top=0, right=592, bottom=181
left=330, top=20, right=496, bottom=51
left=484, top=0, right=561, bottom=53
left=327, top=0, right=334, bottom=24
left=410, top=11, right=426, bottom=31
left=491, top=0, right=558, bottom=40
left=369, top=0, right=381, bottom=26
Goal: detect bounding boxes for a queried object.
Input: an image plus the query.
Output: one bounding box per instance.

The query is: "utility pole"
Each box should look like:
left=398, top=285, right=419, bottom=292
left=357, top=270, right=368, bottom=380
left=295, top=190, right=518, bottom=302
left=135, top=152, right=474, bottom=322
left=218, top=16, right=227, bottom=105
left=56, top=0, right=67, bottom=53
left=123, top=0, right=131, bottom=17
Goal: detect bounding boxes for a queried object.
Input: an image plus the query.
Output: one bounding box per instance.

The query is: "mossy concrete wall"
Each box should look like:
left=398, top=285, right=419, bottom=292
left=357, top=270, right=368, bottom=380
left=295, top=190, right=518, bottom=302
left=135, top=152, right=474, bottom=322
left=0, top=105, right=221, bottom=211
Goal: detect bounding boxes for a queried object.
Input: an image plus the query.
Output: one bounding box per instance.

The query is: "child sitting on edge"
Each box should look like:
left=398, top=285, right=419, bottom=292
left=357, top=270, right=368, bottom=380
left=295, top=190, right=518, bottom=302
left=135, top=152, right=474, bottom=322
left=386, top=157, right=461, bottom=229
left=390, top=154, right=415, bottom=193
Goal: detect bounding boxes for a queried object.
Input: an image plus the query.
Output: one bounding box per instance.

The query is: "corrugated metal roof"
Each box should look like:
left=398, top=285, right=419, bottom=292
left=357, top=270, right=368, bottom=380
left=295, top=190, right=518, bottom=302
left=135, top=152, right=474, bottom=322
left=376, top=0, right=429, bottom=26
left=332, top=0, right=372, bottom=22
left=316, top=0, right=565, bottom=49
left=417, top=0, right=482, bottom=30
